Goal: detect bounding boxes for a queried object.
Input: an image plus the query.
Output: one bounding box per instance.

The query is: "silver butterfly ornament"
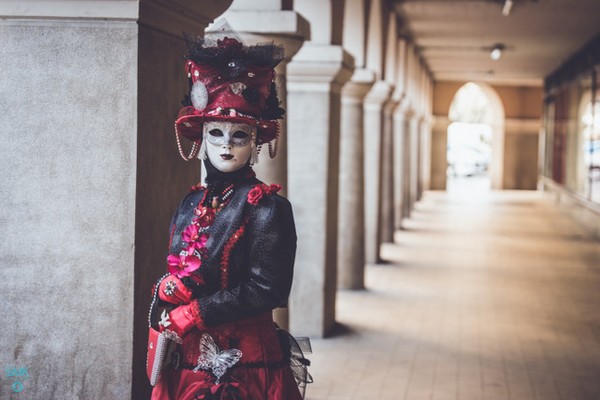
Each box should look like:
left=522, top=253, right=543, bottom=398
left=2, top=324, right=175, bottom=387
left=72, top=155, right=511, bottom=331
left=193, top=333, right=242, bottom=383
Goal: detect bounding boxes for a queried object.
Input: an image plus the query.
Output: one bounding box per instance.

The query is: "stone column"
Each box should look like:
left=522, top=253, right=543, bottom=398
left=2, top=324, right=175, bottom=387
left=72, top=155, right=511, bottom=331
left=380, top=98, right=399, bottom=243
left=419, top=116, right=433, bottom=196
left=392, top=100, right=408, bottom=229
left=206, top=0, right=309, bottom=329
left=286, top=44, right=353, bottom=336
left=337, top=0, right=374, bottom=290
left=409, top=114, right=421, bottom=213
left=363, top=81, right=393, bottom=263
left=378, top=12, right=399, bottom=244
left=337, top=69, right=374, bottom=290
left=362, top=0, right=395, bottom=263
left=419, top=74, right=434, bottom=194
left=402, top=107, right=416, bottom=220
left=285, top=0, right=354, bottom=337
left=415, top=117, right=423, bottom=201
left=392, top=37, right=408, bottom=230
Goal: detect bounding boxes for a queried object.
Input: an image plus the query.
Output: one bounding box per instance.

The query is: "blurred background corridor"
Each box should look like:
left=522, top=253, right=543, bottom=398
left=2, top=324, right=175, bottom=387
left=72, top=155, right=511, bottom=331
left=310, top=190, right=600, bottom=399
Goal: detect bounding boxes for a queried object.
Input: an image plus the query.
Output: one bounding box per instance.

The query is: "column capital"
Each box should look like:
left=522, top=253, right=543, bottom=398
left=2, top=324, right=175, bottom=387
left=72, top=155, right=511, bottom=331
left=383, top=98, right=399, bottom=117
left=350, top=67, right=377, bottom=85
left=364, top=80, right=393, bottom=108
left=342, top=69, right=375, bottom=103
left=392, top=84, right=406, bottom=102
left=395, top=97, right=416, bottom=119
left=287, top=43, right=354, bottom=93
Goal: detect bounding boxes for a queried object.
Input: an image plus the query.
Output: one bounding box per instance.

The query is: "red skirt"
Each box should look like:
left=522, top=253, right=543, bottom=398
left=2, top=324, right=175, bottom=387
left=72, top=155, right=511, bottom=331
left=151, top=313, right=303, bottom=400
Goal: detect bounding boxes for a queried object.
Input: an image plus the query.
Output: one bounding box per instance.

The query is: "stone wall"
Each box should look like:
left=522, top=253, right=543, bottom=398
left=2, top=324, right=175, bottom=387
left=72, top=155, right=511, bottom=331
left=0, top=20, right=137, bottom=399
left=503, top=121, right=540, bottom=190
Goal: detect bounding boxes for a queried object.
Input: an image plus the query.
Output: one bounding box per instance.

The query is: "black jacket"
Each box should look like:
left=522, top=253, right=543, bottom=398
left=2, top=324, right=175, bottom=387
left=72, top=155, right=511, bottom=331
left=168, top=177, right=297, bottom=327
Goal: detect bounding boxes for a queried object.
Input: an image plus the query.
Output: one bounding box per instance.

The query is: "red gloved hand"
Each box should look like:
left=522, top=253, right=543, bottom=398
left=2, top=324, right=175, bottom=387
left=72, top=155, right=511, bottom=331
left=158, top=275, right=192, bottom=305
left=158, top=301, right=202, bottom=337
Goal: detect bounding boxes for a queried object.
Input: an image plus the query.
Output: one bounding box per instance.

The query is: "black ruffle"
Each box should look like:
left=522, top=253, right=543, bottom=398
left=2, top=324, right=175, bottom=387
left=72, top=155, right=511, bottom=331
left=184, top=33, right=284, bottom=69
left=202, top=159, right=254, bottom=207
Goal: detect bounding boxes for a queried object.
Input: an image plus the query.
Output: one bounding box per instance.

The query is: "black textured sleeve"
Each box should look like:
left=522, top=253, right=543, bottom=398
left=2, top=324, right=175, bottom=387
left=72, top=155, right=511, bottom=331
left=198, top=195, right=297, bottom=326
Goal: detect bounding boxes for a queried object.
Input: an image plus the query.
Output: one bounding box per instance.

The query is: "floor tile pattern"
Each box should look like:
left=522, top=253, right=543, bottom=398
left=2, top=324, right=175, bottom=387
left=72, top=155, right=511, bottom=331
left=306, top=191, right=600, bottom=400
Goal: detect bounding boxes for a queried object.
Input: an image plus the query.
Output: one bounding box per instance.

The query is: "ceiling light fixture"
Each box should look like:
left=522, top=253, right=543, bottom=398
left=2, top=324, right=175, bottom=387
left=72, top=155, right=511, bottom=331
left=502, top=0, right=513, bottom=16
left=490, top=44, right=505, bottom=60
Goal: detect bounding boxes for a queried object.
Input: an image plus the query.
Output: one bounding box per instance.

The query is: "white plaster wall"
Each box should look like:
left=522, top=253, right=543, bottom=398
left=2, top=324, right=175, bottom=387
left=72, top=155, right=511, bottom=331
left=0, top=20, right=137, bottom=399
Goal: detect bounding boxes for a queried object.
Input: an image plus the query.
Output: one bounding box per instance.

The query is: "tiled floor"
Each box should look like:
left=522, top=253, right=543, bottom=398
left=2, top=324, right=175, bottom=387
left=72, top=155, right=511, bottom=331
left=306, top=190, right=600, bottom=400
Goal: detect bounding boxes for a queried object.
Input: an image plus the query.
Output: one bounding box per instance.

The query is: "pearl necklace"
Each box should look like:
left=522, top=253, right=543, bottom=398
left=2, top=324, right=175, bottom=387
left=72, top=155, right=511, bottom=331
left=207, top=184, right=235, bottom=210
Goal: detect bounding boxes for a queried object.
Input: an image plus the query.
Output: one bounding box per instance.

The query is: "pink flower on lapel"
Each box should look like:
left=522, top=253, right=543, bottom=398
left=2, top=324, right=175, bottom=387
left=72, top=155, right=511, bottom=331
left=167, top=252, right=201, bottom=278
left=182, top=224, right=201, bottom=243
left=189, top=233, right=209, bottom=252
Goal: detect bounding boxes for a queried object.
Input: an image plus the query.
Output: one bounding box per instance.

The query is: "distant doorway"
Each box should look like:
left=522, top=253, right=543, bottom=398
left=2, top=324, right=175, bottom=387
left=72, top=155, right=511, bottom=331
left=447, top=121, right=492, bottom=193
left=446, top=82, right=505, bottom=193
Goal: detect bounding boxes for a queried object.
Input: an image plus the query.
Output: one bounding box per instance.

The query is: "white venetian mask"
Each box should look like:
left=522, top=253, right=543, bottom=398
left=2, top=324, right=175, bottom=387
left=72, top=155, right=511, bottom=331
left=202, top=121, right=256, bottom=172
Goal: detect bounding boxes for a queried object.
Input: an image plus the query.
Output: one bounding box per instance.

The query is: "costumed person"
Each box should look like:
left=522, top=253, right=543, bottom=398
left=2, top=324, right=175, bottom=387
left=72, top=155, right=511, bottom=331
left=146, top=31, right=311, bottom=400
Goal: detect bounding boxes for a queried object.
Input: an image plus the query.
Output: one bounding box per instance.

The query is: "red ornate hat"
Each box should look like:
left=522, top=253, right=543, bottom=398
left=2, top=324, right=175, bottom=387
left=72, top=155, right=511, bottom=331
left=175, top=33, right=285, bottom=160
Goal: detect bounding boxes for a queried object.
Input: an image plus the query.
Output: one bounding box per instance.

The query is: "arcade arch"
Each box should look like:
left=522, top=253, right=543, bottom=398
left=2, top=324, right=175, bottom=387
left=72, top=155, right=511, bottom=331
left=431, top=81, right=505, bottom=191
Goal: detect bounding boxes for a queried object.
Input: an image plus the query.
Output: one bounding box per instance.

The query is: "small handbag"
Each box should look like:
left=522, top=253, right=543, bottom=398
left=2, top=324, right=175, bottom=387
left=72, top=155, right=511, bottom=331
left=146, top=326, right=182, bottom=386
left=146, top=274, right=182, bottom=386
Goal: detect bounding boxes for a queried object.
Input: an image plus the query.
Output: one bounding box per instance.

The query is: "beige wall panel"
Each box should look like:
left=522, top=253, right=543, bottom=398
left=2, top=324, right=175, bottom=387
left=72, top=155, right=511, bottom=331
left=434, top=81, right=542, bottom=119
left=432, top=81, right=463, bottom=115
left=521, top=87, right=544, bottom=118
left=494, top=85, right=543, bottom=119
left=503, top=133, right=539, bottom=189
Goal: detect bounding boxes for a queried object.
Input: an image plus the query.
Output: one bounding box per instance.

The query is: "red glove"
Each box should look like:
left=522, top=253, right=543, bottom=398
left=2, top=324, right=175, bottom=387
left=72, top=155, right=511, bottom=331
left=158, top=301, right=203, bottom=337
left=159, top=275, right=192, bottom=305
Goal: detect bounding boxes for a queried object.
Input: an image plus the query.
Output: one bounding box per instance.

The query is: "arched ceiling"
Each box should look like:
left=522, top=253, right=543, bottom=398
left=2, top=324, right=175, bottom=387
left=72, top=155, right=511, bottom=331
left=393, top=0, right=600, bottom=85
